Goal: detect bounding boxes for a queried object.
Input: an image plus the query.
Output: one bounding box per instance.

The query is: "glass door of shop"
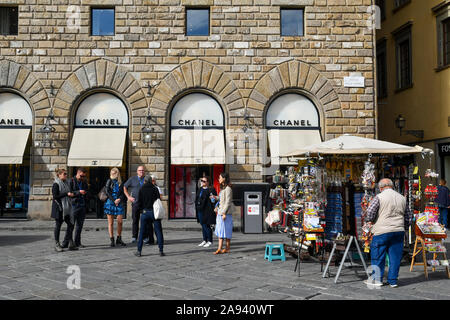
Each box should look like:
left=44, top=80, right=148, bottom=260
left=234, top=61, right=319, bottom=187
left=70, top=141, right=128, bottom=219
left=169, top=165, right=224, bottom=219
left=0, top=141, right=31, bottom=219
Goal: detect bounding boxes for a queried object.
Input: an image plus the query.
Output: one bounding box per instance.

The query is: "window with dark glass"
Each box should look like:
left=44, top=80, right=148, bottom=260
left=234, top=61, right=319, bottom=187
left=376, top=41, right=387, bottom=98
left=444, top=18, right=450, bottom=66
left=376, top=0, right=386, bottom=21
left=0, top=7, right=18, bottom=36
left=281, top=8, right=304, bottom=36
left=186, top=8, right=209, bottom=36
left=395, top=0, right=411, bottom=9
left=396, top=28, right=412, bottom=89
left=91, top=7, right=115, bottom=36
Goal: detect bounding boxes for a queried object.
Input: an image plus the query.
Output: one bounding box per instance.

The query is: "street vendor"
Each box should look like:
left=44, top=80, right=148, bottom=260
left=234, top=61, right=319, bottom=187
left=364, top=178, right=413, bottom=288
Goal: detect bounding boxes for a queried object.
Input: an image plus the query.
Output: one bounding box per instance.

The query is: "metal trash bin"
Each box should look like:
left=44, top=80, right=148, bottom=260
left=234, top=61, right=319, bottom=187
left=242, top=191, right=263, bottom=234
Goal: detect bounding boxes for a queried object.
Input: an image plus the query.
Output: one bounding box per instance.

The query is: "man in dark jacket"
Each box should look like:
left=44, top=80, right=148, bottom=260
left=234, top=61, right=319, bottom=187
left=195, top=176, right=217, bottom=248
left=134, top=175, right=164, bottom=257
left=437, top=179, right=450, bottom=229
left=67, top=167, right=90, bottom=248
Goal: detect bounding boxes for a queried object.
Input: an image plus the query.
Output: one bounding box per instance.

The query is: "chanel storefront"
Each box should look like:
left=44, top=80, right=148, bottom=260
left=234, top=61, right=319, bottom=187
left=67, top=92, right=130, bottom=218
left=0, top=92, right=32, bottom=217
left=169, top=93, right=226, bottom=219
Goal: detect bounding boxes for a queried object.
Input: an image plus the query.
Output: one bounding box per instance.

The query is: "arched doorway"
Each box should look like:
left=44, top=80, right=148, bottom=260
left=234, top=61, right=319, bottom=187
left=169, top=93, right=226, bottom=219
left=0, top=92, right=33, bottom=218
left=67, top=92, right=129, bottom=219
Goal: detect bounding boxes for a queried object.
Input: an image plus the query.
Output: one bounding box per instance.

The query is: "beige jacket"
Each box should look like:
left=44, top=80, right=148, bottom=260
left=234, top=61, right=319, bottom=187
left=218, top=186, right=233, bottom=215
left=372, top=188, right=407, bottom=236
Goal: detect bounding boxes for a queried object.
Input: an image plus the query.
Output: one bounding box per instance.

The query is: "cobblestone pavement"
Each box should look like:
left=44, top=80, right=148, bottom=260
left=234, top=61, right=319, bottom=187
left=0, top=221, right=449, bottom=300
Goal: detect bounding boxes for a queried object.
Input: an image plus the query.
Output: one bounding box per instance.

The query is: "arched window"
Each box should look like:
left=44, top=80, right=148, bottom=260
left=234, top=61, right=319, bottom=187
left=266, top=93, right=322, bottom=165
left=68, top=93, right=128, bottom=167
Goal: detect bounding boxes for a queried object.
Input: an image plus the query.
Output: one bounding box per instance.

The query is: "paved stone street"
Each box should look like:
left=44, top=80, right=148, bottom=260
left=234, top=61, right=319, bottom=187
left=0, top=220, right=449, bottom=300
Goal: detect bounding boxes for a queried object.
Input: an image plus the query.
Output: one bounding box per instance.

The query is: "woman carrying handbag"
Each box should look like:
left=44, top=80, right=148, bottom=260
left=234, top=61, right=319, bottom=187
left=195, top=176, right=217, bottom=248
left=104, top=167, right=127, bottom=247
left=51, top=168, right=76, bottom=252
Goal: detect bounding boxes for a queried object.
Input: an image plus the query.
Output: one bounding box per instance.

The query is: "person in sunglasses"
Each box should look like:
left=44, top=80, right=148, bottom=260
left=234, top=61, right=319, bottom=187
left=52, top=168, right=76, bottom=252
left=68, top=167, right=90, bottom=249
left=195, top=176, right=217, bottom=248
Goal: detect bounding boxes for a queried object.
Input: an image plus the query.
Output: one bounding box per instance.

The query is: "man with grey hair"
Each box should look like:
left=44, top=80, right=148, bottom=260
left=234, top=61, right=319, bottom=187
left=364, top=178, right=413, bottom=288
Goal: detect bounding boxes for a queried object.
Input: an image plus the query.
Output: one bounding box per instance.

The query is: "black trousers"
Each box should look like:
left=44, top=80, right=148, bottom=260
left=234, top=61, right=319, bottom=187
left=132, top=204, right=153, bottom=241
left=54, top=215, right=73, bottom=243
left=73, top=208, right=86, bottom=246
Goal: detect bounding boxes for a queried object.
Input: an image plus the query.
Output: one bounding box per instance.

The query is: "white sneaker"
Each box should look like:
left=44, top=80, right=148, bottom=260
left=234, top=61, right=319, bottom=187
left=203, top=242, right=212, bottom=248
left=198, top=241, right=207, bottom=247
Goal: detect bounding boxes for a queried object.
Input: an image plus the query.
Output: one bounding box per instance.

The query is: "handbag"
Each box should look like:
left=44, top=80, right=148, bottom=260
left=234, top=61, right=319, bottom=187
left=153, top=198, right=166, bottom=220
left=98, top=186, right=108, bottom=202
left=53, top=199, right=63, bottom=213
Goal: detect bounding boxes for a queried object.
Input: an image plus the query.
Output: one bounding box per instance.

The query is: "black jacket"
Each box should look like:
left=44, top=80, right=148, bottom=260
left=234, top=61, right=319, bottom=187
left=105, top=179, right=126, bottom=203
left=69, top=177, right=90, bottom=211
left=51, top=182, right=70, bottom=220
left=195, top=187, right=217, bottom=225
left=137, top=182, right=160, bottom=212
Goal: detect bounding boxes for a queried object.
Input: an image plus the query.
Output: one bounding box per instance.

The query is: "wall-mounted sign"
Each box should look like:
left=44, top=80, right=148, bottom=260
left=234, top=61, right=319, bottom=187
left=344, top=76, right=365, bottom=88
left=438, top=143, right=450, bottom=156
left=171, top=93, right=224, bottom=128
left=266, top=94, right=320, bottom=129
left=75, top=93, right=128, bottom=127
left=0, top=93, right=33, bottom=127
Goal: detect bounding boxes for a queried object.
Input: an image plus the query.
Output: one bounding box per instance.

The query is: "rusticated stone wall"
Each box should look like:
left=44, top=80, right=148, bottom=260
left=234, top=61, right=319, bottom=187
left=0, top=0, right=376, bottom=218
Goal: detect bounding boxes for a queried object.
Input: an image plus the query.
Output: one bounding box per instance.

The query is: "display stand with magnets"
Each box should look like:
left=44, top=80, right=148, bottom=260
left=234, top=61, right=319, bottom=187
left=410, top=224, right=449, bottom=279
left=322, top=235, right=368, bottom=283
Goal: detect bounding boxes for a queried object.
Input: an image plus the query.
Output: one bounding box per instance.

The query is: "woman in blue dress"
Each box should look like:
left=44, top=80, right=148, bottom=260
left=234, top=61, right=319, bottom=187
left=211, top=172, right=233, bottom=254
left=104, top=167, right=127, bottom=247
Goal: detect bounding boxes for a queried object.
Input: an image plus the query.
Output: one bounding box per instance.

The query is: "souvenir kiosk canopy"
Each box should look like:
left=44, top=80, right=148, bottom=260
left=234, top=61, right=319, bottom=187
left=283, top=134, right=424, bottom=157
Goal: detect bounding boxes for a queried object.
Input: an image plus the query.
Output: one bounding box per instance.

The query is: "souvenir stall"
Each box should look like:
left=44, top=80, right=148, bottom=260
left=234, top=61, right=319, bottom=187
left=265, top=135, right=429, bottom=280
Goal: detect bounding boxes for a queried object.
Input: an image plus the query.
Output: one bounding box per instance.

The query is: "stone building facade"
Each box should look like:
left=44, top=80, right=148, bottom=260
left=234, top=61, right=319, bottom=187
left=0, top=0, right=377, bottom=220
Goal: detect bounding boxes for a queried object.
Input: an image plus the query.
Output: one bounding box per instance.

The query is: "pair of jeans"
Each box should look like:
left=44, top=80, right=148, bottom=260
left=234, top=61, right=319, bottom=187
left=137, top=209, right=164, bottom=253
left=197, top=211, right=213, bottom=243
left=132, top=203, right=153, bottom=241
left=370, top=231, right=404, bottom=285
left=73, top=208, right=86, bottom=246
left=54, top=215, right=73, bottom=243
left=439, top=207, right=448, bottom=228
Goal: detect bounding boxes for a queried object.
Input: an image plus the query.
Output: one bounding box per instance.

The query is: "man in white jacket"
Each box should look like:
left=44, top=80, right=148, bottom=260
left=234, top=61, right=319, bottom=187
left=364, top=178, right=413, bottom=288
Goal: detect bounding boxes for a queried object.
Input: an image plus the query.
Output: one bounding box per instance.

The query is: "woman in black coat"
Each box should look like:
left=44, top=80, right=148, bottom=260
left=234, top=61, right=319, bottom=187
left=52, top=168, right=76, bottom=252
left=195, top=176, right=217, bottom=248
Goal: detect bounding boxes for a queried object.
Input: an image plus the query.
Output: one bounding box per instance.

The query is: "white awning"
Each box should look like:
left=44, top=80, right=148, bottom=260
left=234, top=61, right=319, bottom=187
left=268, top=129, right=322, bottom=165
left=171, top=128, right=226, bottom=165
left=68, top=128, right=127, bottom=167
left=0, top=129, right=30, bottom=164
left=283, top=134, right=424, bottom=157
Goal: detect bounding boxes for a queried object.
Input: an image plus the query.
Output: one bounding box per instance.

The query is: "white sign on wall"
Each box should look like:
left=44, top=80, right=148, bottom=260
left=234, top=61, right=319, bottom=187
left=171, top=93, right=224, bottom=128
left=75, top=93, right=128, bottom=127
left=0, top=93, right=33, bottom=127
left=344, top=76, right=365, bottom=88
left=266, top=94, right=320, bottom=128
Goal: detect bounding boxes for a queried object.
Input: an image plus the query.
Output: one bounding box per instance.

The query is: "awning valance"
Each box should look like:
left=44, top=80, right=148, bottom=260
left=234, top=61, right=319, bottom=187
left=68, top=128, right=127, bottom=167
left=268, top=129, right=322, bottom=165
left=171, top=129, right=226, bottom=165
left=0, top=129, right=30, bottom=164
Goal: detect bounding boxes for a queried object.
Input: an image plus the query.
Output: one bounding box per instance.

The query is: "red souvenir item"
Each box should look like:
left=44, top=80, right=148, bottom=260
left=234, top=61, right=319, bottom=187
left=424, top=184, right=438, bottom=201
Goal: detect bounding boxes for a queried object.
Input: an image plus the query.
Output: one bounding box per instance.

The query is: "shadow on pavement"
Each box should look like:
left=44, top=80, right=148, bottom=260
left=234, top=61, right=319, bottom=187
left=0, top=235, right=50, bottom=246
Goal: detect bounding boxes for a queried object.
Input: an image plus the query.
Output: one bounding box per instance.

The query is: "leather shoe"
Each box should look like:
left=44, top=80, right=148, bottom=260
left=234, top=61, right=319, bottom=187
left=159, top=252, right=165, bottom=257
left=134, top=251, right=141, bottom=257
